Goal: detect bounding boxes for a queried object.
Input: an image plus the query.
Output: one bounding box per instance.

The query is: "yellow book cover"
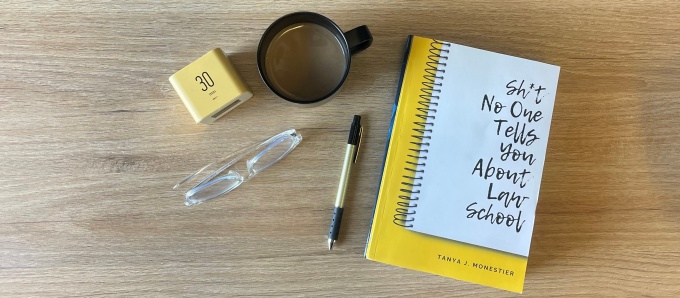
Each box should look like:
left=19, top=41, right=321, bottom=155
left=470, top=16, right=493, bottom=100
left=366, top=36, right=560, bottom=293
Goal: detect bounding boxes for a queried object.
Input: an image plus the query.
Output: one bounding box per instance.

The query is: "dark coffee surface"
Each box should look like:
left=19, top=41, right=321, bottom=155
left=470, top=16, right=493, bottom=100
left=264, top=23, right=347, bottom=101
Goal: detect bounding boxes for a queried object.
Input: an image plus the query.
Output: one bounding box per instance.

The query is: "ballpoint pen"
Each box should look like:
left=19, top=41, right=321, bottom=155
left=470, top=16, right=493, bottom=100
left=328, top=115, right=362, bottom=250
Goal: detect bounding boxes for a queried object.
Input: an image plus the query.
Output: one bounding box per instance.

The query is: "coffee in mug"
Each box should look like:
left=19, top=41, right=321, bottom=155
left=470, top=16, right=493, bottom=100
left=257, top=12, right=372, bottom=105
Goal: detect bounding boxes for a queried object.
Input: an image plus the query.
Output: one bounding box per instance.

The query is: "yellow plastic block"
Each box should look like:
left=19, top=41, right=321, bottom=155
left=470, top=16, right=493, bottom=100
left=169, top=48, right=252, bottom=124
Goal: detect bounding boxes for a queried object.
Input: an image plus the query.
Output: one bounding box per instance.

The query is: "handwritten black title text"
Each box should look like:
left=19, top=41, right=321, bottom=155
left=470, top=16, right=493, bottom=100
left=465, top=80, right=547, bottom=233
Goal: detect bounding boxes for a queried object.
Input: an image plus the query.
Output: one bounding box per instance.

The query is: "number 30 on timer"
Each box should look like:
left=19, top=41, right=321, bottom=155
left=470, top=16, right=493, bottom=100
left=195, top=71, right=214, bottom=91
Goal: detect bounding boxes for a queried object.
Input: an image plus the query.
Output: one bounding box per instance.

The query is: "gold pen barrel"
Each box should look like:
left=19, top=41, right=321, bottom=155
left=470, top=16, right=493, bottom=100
left=335, top=144, right=357, bottom=208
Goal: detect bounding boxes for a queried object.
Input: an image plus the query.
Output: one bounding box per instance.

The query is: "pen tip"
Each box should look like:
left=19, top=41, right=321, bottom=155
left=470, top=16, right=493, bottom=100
left=328, top=239, right=334, bottom=250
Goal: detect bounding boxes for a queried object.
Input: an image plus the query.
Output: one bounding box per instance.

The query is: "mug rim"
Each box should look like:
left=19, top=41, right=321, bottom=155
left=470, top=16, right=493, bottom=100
left=256, top=11, right=352, bottom=105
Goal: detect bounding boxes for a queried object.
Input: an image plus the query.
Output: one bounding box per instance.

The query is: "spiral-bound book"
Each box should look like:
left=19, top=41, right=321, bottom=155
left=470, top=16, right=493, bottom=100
left=365, top=36, right=560, bottom=293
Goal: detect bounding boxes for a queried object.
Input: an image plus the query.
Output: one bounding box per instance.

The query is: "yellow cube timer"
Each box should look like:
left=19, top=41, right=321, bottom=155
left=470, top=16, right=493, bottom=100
left=169, top=48, right=253, bottom=124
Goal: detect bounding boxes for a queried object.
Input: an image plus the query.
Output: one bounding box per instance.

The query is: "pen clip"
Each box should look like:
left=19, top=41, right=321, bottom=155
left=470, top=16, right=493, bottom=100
left=353, top=126, right=363, bottom=163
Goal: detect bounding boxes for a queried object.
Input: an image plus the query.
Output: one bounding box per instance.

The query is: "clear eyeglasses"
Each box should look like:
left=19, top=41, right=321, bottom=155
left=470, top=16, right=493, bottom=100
left=173, top=129, right=302, bottom=206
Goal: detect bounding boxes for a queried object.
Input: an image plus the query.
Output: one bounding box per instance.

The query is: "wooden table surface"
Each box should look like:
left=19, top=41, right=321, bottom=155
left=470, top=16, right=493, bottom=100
left=1, top=1, right=679, bottom=296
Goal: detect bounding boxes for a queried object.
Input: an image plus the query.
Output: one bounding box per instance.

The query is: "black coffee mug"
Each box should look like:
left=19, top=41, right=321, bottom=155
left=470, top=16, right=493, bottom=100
left=257, top=12, right=372, bottom=105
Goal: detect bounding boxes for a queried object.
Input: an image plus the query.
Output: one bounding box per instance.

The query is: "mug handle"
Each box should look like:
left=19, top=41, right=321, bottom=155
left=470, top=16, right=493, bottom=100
left=344, top=25, right=373, bottom=55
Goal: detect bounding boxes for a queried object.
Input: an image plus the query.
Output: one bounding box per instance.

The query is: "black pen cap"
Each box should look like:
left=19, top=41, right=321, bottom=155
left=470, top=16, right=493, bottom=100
left=348, top=115, right=362, bottom=145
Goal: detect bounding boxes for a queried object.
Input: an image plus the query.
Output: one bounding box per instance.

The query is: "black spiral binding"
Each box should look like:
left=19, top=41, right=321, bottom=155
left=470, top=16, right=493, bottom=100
left=393, top=39, right=450, bottom=228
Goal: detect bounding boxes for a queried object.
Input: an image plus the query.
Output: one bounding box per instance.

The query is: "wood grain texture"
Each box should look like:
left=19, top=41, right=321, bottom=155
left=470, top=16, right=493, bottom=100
left=1, top=0, right=679, bottom=296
